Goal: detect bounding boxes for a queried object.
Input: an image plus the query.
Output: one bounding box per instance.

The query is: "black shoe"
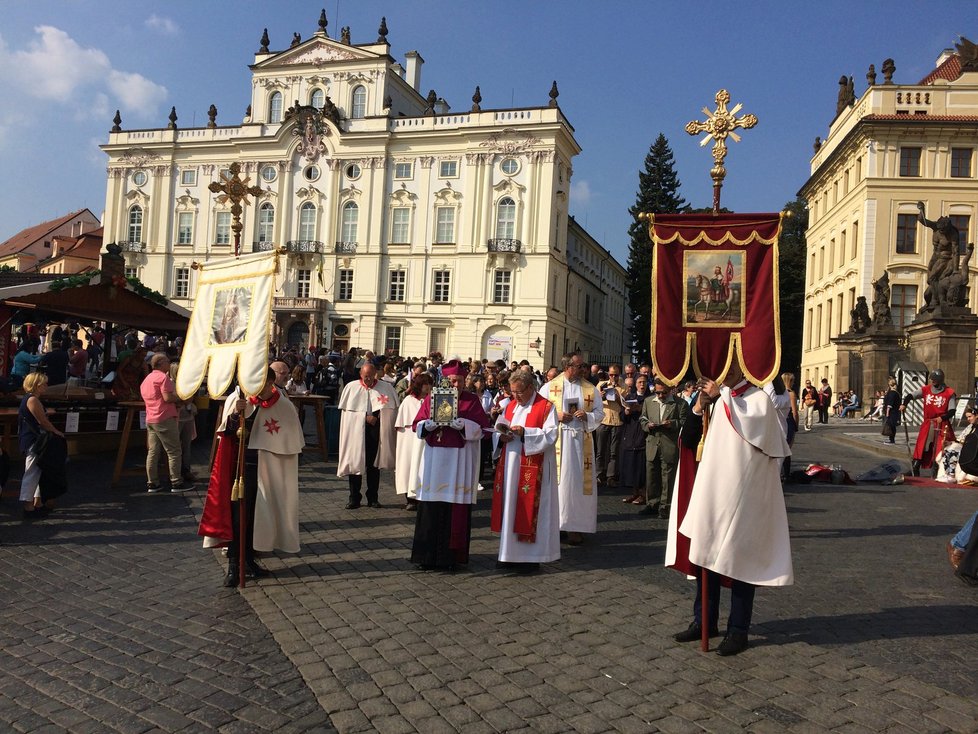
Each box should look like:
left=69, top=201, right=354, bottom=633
left=246, top=561, right=270, bottom=578
left=515, top=563, right=540, bottom=575
left=224, top=566, right=240, bottom=588
left=910, top=460, right=921, bottom=477
left=639, top=504, right=659, bottom=516
left=658, top=507, right=670, bottom=520
left=716, top=631, right=749, bottom=656
left=345, top=501, right=361, bottom=509
left=367, top=501, right=383, bottom=508
left=673, top=623, right=719, bottom=643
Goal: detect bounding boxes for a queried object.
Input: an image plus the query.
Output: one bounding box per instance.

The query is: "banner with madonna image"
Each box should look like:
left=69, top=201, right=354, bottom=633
left=647, top=212, right=784, bottom=386
left=175, top=250, right=279, bottom=400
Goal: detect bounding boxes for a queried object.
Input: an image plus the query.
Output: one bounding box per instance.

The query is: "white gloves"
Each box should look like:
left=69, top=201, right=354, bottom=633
left=449, top=418, right=464, bottom=430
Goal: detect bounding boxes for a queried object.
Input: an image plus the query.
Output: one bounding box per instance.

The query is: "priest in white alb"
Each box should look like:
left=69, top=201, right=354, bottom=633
left=337, top=362, right=398, bottom=509
left=539, top=352, right=604, bottom=545
left=492, top=370, right=559, bottom=572
left=668, top=362, right=792, bottom=656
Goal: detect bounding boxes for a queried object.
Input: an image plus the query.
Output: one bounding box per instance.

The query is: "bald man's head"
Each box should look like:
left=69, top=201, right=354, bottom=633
left=270, top=361, right=290, bottom=387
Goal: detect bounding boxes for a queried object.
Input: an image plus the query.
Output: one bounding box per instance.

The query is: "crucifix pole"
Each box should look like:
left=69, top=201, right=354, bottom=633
left=684, top=89, right=758, bottom=214
left=208, top=162, right=264, bottom=257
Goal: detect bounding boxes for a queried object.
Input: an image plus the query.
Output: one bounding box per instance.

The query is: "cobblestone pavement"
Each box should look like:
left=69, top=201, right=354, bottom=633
left=2, top=418, right=977, bottom=733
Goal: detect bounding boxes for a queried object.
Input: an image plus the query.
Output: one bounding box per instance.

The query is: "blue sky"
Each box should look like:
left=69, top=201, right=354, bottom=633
left=0, top=1, right=973, bottom=266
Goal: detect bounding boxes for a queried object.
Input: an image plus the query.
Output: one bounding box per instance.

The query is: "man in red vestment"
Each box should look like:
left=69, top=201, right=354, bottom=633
left=901, top=369, right=957, bottom=477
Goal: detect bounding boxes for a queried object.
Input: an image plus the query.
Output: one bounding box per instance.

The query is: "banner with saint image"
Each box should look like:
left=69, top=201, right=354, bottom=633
left=648, top=212, right=783, bottom=386
left=175, top=250, right=279, bottom=399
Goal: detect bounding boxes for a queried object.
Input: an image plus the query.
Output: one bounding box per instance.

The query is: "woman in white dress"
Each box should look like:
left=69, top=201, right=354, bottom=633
left=395, top=373, right=433, bottom=510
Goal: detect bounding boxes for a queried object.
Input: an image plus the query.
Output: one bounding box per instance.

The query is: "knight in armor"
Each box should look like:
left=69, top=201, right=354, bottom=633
left=900, top=369, right=957, bottom=477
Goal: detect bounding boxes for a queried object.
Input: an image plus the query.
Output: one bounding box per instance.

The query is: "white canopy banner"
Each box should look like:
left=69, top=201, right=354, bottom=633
left=175, top=250, right=279, bottom=399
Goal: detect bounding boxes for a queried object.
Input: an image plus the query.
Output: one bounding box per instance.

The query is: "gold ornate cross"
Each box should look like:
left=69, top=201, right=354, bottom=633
left=209, top=162, right=264, bottom=256
left=685, top=89, right=757, bottom=213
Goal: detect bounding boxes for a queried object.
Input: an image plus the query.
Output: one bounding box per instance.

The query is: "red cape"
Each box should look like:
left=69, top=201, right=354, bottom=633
left=197, top=434, right=237, bottom=544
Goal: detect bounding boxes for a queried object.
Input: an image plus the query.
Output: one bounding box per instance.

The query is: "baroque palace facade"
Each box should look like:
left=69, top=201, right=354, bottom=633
left=99, top=15, right=626, bottom=366
left=799, top=39, right=978, bottom=386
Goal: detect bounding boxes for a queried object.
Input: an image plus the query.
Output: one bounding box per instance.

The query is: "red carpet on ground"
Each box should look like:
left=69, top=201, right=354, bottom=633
left=901, top=475, right=978, bottom=490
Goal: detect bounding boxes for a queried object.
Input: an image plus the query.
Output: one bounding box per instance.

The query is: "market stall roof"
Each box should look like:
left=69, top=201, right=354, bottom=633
left=0, top=277, right=190, bottom=333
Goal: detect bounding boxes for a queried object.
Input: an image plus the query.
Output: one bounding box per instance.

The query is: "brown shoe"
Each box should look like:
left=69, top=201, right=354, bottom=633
left=947, top=541, right=964, bottom=570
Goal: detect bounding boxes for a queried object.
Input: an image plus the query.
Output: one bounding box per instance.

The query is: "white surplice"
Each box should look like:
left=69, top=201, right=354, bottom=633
left=336, top=379, right=399, bottom=477
left=394, top=395, right=424, bottom=497
left=496, top=401, right=560, bottom=563
left=414, top=418, right=484, bottom=505
left=539, top=378, right=604, bottom=533
left=678, top=384, right=793, bottom=586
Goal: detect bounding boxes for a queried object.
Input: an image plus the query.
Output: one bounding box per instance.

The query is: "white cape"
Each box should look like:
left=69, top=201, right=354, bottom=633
left=395, top=394, right=425, bottom=497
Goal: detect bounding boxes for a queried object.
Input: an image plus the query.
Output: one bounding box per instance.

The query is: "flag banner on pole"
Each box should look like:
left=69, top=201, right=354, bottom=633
left=648, top=212, right=783, bottom=386
left=175, top=250, right=279, bottom=400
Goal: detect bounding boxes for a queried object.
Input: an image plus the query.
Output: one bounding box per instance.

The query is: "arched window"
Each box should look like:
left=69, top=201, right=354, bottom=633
left=310, top=88, right=325, bottom=109
left=258, top=203, right=275, bottom=243
left=495, top=197, right=516, bottom=240
left=269, top=92, right=283, bottom=123
left=298, top=202, right=316, bottom=240
left=341, top=201, right=359, bottom=242
left=350, top=85, right=367, bottom=119
left=127, top=205, right=143, bottom=242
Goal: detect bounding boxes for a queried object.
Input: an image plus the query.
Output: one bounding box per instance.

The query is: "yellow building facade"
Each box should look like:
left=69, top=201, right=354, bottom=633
left=799, top=44, right=978, bottom=389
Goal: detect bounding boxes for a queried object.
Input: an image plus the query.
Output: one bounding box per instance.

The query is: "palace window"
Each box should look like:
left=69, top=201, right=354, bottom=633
left=297, top=269, right=311, bottom=299
left=493, top=270, right=511, bottom=304
left=127, top=205, right=143, bottom=242
left=439, top=160, right=458, bottom=178
left=338, top=269, right=353, bottom=301
left=125, top=267, right=138, bottom=281
left=388, top=269, right=406, bottom=302
left=891, top=285, right=918, bottom=328
left=298, top=202, right=316, bottom=240
left=258, top=203, right=275, bottom=243
left=899, top=147, right=921, bottom=177
left=215, top=212, right=231, bottom=245
left=950, top=215, right=971, bottom=251
left=951, top=148, right=972, bottom=178
left=341, top=202, right=359, bottom=242
left=310, top=88, right=325, bottom=109
left=175, top=268, right=190, bottom=298
left=180, top=169, right=197, bottom=186
left=495, top=197, right=516, bottom=239
left=351, top=85, right=367, bottom=119
left=177, top=212, right=193, bottom=245
left=434, top=206, right=455, bottom=244
left=269, top=92, right=283, bottom=123
left=895, top=214, right=917, bottom=254
left=394, top=162, right=413, bottom=179
left=384, top=325, right=402, bottom=355
left=432, top=270, right=451, bottom=303
left=391, top=207, right=410, bottom=244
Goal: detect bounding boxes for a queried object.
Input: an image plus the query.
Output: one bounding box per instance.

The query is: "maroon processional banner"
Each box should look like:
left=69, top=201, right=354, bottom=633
left=649, top=212, right=783, bottom=386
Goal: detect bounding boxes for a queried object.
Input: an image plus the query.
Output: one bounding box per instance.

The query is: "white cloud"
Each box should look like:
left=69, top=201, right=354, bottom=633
left=145, top=14, right=179, bottom=36
left=0, top=26, right=167, bottom=119
left=571, top=179, right=593, bottom=208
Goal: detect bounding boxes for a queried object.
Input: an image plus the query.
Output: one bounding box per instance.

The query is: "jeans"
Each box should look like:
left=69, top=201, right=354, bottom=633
left=803, top=404, right=816, bottom=430
left=693, top=569, right=757, bottom=634
left=952, top=510, right=978, bottom=550
left=146, top=418, right=182, bottom=485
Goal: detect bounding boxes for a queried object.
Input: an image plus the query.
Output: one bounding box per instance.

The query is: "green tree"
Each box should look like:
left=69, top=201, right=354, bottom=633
left=626, top=133, right=688, bottom=363
left=778, top=196, right=809, bottom=375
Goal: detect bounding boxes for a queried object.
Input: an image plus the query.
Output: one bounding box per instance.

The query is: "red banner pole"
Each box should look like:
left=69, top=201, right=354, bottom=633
left=700, top=567, right=710, bottom=652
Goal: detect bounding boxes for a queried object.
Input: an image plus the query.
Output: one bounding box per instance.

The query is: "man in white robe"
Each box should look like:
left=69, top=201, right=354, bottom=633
left=538, top=352, right=604, bottom=544
left=199, top=368, right=304, bottom=587
left=670, top=365, right=792, bottom=656
left=394, top=374, right=432, bottom=510
left=493, top=370, right=560, bottom=571
left=337, top=363, right=398, bottom=508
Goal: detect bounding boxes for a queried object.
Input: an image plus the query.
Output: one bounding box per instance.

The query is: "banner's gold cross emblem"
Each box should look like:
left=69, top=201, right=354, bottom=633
left=209, top=162, right=264, bottom=256
left=685, top=89, right=757, bottom=212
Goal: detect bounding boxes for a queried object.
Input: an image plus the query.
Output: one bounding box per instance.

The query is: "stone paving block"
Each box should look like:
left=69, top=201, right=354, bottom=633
left=568, top=711, right=620, bottom=734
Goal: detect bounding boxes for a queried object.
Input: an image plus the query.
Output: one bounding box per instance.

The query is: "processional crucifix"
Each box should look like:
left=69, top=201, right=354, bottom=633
left=684, top=89, right=757, bottom=214
left=208, top=162, right=264, bottom=257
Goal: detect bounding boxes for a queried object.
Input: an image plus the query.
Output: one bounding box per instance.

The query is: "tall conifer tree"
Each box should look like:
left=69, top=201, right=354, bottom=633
left=778, top=196, right=809, bottom=374
left=626, top=134, right=688, bottom=364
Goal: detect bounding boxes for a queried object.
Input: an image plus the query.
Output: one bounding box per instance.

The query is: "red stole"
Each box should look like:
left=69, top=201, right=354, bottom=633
left=491, top=394, right=551, bottom=542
